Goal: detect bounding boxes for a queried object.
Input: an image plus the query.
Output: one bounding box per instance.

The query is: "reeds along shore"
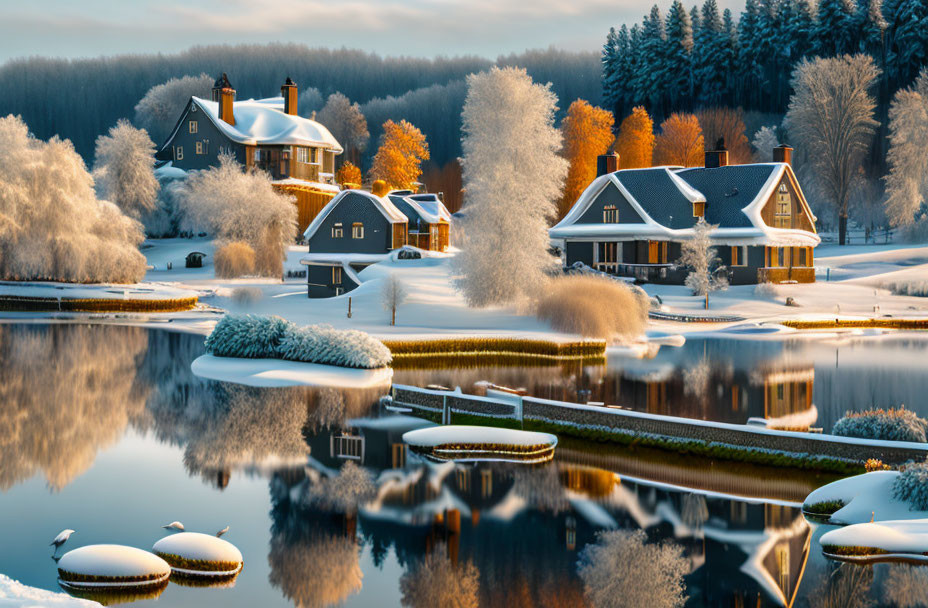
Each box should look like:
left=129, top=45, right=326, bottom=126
left=383, top=337, right=606, bottom=358
left=0, top=295, right=198, bottom=313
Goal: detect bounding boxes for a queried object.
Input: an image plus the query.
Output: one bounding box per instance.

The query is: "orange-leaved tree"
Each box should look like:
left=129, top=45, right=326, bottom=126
left=653, top=113, right=704, bottom=167
left=615, top=106, right=655, bottom=169
left=696, top=107, right=752, bottom=164
left=558, top=99, right=615, bottom=219
left=336, top=161, right=363, bottom=188
left=370, top=119, right=430, bottom=191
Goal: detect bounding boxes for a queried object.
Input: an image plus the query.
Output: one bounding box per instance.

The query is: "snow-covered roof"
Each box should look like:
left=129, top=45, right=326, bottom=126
left=388, top=192, right=452, bottom=226
left=191, top=96, right=344, bottom=153
left=272, top=177, right=341, bottom=194
left=551, top=163, right=820, bottom=247
left=302, top=190, right=408, bottom=241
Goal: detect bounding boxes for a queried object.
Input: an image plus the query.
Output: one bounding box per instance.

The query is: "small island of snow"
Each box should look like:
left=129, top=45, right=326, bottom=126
left=821, top=518, right=928, bottom=562
left=57, top=544, right=171, bottom=587
left=152, top=532, right=243, bottom=577
left=402, top=425, right=558, bottom=463
left=803, top=471, right=928, bottom=525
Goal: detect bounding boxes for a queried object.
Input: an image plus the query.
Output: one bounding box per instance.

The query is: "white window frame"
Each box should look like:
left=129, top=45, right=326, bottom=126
left=175, top=146, right=183, bottom=161
left=188, top=120, right=197, bottom=134
left=296, top=147, right=309, bottom=164
left=332, top=223, right=343, bottom=238
left=352, top=223, right=364, bottom=239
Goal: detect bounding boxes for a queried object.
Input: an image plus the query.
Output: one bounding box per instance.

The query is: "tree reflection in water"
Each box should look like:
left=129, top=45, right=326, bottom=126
left=806, top=561, right=875, bottom=608
left=882, top=563, right=928, bottom=608
left=399, top=542, right=479, bottom=608
left=0, top=324, right=150, bottom=490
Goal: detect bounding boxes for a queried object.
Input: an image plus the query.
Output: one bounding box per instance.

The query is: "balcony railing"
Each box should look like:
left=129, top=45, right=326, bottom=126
left=594, top=262, right=677, bottom=282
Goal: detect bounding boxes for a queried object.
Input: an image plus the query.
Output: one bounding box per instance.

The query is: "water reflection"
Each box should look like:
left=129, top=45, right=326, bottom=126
left=1, top=323, right=926, bottom=607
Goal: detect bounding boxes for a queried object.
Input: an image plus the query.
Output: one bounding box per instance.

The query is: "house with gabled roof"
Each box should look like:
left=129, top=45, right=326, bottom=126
left=154, top=73, right=343, bottom=233
left=549, top=145, right=820, bottom=285
left=299, top=189, right=409, bottom=297
left=387, top=190, right=452, bottom=252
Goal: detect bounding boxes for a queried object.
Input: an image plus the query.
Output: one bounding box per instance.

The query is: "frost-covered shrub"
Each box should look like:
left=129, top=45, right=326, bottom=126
left=278, top=324, right=393, bottom=369
left=204, top=314, right=290, bottom=359
left=887, top=280, right=928, bottom=297
left=231, top=287, right=263, bottom=306
left=205, top=314, right=392, bottom=369
left=754, top=281, right=781, bottom=299
left=214, top=241, right=256, bottom=279
left=534, top=275, right=648, bottom=340
left=832, top=407, right=928, bottom=443
left=893, top=461, right=928, bottom=511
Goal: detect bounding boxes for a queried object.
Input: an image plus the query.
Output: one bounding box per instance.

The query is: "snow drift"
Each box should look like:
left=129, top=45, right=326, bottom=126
left=204, top=314, right=392, bottom=369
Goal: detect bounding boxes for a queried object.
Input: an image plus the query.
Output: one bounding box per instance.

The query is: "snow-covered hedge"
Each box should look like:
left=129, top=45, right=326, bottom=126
left=204, top=314, right=392, bottom=369
left=832, top=407, right=928, bottom=443
left=893, top=462, right=928, bottom=511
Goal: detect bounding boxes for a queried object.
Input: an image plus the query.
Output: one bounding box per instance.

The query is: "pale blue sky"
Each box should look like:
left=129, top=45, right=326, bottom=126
left=0, top=0, right=742, bottom=62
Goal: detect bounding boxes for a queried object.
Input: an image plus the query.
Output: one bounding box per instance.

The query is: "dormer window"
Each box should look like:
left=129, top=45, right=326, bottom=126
left=693, top=202, right=705, bottom=217
left=332, top=223, right=343, bottom=238
left=603, top=206, right=619, bottom=223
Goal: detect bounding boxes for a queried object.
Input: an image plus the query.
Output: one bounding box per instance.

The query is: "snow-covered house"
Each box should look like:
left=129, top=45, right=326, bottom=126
left=550, top=146, right=820, bottom=284
left=300, top=190, right=408, bottom=297
left=387, top=191, right=452, bottom=252
left=154, top=73, right=343, bottom=233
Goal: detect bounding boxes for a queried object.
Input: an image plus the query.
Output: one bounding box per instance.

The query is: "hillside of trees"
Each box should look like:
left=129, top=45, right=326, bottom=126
left=0, top=43, right=600, bottom=166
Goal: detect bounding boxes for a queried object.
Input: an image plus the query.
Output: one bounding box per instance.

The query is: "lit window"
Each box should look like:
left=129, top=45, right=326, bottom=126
left=332, top=266, right=342, bottom=284
left=175, top=146, right=183, bottom=160
left=352, top=222, right=364, bottom=239
left=195, top=141, right=203, bottom=155
left=775, top=182, right=791, bottom=226
left=188, top=120, right=197, bottom=134
left=332, top=223, right=343, bottom=238
left=603, top=206, right=619, bottom=223
left=731, top=245, right=747, bottom=267
left=297, top=147, right=309, bottom=163
left=693, top=202, right=705, bottom=217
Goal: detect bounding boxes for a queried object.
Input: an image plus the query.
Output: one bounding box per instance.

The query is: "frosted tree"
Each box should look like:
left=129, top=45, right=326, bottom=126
left=317, top=93, right=369, bottom=166
left=297, top=87, right=325, bottom=118
left=0, top=115, right=147, bottom=283
left=133, top=74, right=212, bottom=144
left=577, top=529, right=688, bottom=608
left=303, top=461, right=376, bottom=514
left=93, top=119, right=159, bottom=221
left=884, top=68, right=928, bottom=228
left=178, top=154, right=297, bottom=277
left=678, top=218, right=728, bottom=305
left=453, top=66, right=568, bottom=307
left=381, top=273, right=408, bottom=326
left=751, top=126, right=780, bottom=161
left=785, top=54, right=880, bottom=245
left=399, top=544, right=480, bottom=608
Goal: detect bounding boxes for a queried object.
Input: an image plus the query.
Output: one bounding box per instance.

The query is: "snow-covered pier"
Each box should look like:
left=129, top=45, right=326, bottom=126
left=392, top=384, right=928, bottom=472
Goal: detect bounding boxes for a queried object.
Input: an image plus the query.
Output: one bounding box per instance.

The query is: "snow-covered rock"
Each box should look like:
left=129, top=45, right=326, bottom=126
left=803, top=471, right=928, bottom=524
left=57, top=544, right=170, bottom=586
left=0, top=574, right=100, bottom=607
left=821, top=518, right=928, bottom=561
left=402, top=425, right=558, bottom=463
left=152, top=532, right=243, bottom=577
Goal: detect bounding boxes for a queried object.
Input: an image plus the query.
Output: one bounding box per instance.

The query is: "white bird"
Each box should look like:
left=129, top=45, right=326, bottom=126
left=162, top=521, right=185, bottom=531
left=50, top=529, right=74, bottom=551
left=215, top=526, right=229, bottom=538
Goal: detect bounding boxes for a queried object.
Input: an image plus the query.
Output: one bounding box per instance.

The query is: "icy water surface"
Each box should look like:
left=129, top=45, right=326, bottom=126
left=1, top=323, right=928, bottom=607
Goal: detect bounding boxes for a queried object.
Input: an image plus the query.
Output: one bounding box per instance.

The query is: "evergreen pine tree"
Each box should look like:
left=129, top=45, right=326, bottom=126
left=615, top=25, right=634, bottom=116
left=885, top=0, right=928, bottom=88
left=665, top=0, right=695, bottom=111
left=786, top=0, right=816, bottom=63
left=690, top=5, right=702, bottom=100
left=722, top=9, right=739, bottom=107
left=815, top=0, right=859, bottom=57
left=695, top=0, right=726, bottom=106
left=637, top=6, right=668, bottom=114
left=602, top=27, right=621, bottom=113
left=738, top=0, right=763, bottom=107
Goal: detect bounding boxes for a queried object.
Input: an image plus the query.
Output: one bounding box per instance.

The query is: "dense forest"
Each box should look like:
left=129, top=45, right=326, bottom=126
left=0, top=44, right=600, bottom=167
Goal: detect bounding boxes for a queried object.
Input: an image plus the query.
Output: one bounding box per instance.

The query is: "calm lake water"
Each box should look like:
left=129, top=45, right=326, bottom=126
left=1, top=323, right=927, bottom=607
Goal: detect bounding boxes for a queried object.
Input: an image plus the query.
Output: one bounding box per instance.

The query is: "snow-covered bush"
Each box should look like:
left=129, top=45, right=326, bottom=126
left=93, top=119, right=159, bottom=221
left=133, top=74, right=213, bottom=144
left=0, top=115, right=147, bottom=283
left=832, top=407, right=928, bottom=443
left=231, top=287, right=263, bottom=306
left=205, top=314, right=291, bottom=359
left=893, top=461, right=928, bottom=511
left=753, top=281, right=781, bottom=299
left=204, top=314, right=392, bottom=369
left=278, top=324, right=393, bottom=369
left=577, top=529, right=688, bottom=608
left=214, top=241, right=256, bottom=279
left=534, top=275, right=648, bottom=341
left=678, top=218, right=728, bottom=298
left=178, top=154, right=296, bottom=278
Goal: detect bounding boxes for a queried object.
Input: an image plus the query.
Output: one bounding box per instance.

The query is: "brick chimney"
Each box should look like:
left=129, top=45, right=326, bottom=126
left=281, top=77, right=298, bottom=116
left=773, top=144, right=793, bottom=165
left=211, top=73, right=236, bottom=126
left=704, top=138, right=729, bottom=168
left=597, top=153, right=619, bottom=177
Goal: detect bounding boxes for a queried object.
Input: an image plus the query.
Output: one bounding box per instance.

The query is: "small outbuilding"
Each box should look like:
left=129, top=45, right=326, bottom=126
left=186, top=252, right=207, bottom=268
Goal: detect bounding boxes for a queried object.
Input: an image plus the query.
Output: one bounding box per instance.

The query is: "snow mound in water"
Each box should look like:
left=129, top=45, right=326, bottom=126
left=803, top=471, right=928, bottom=525
left=153, top=532, right=243, bottom=575
left=821, top=518, right=928, bottom=560
left=0, top=573, right=100, bottom=606
left=403, top=426, right=557, bottom=448
left=191, top=353, right=393, bottom=389
left=57, top=545, right=170, bottom=583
